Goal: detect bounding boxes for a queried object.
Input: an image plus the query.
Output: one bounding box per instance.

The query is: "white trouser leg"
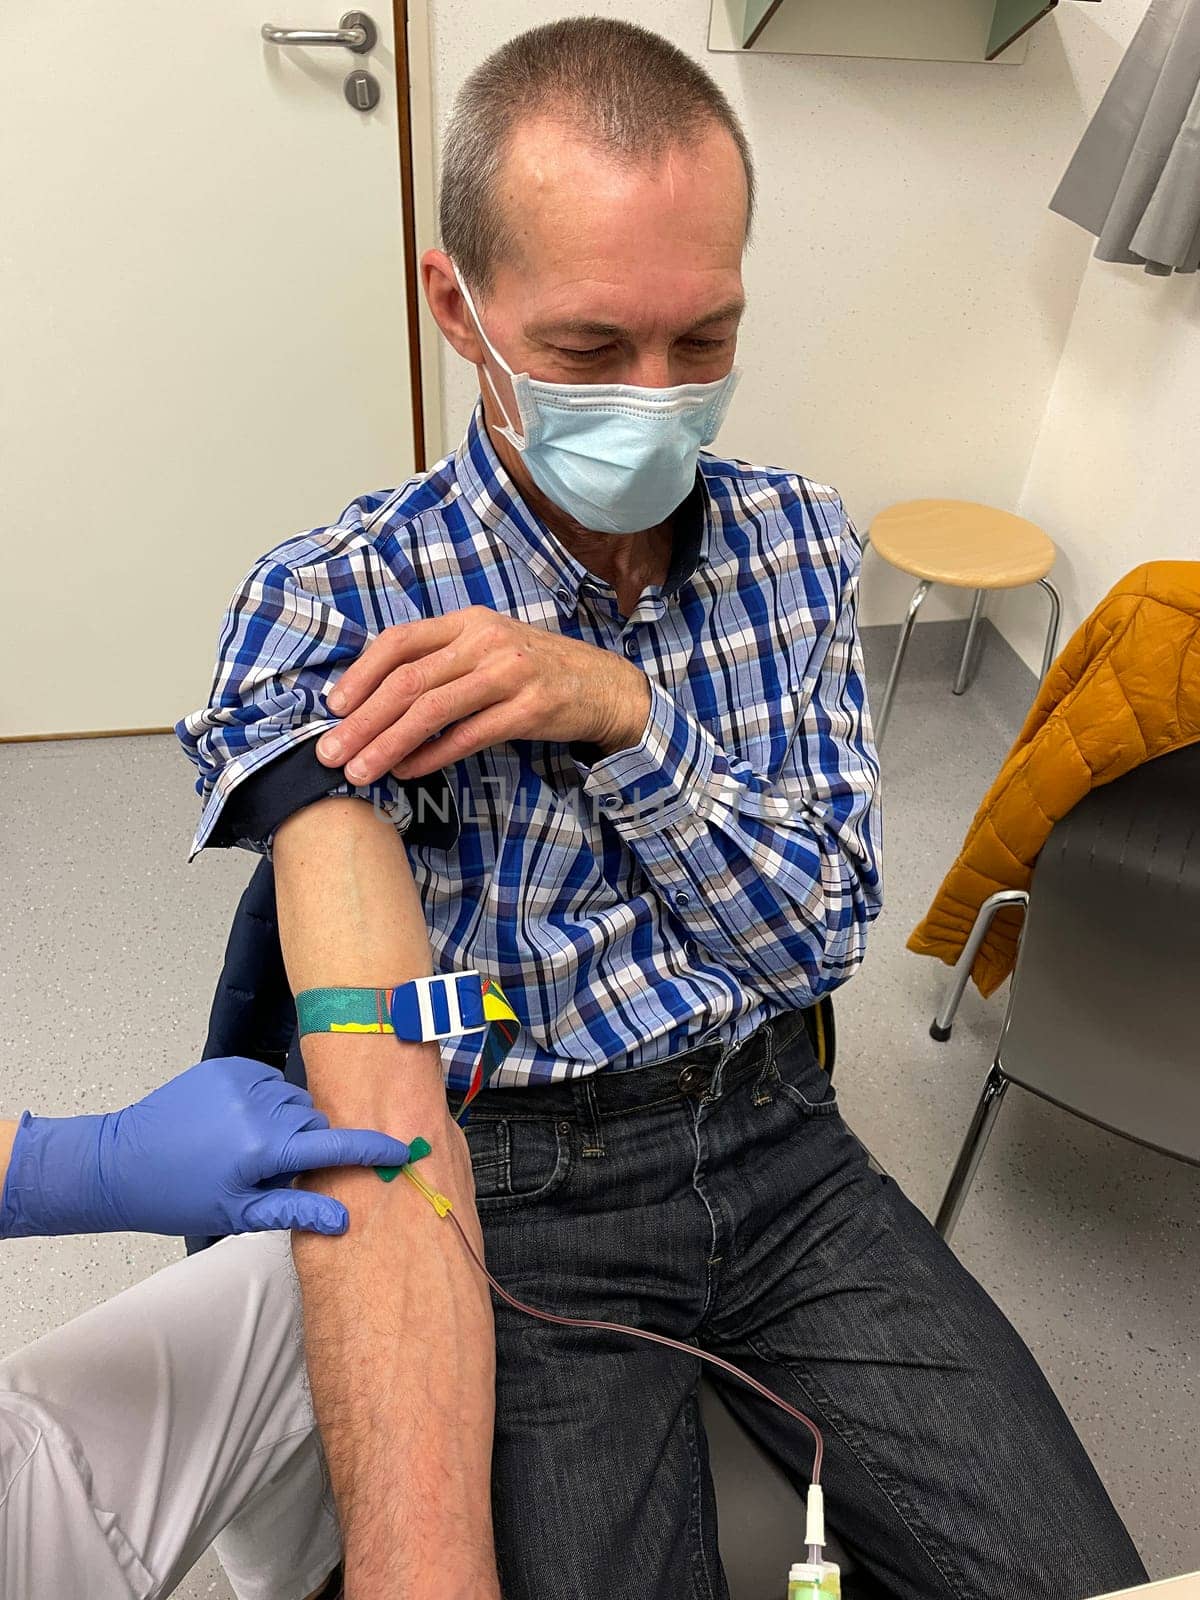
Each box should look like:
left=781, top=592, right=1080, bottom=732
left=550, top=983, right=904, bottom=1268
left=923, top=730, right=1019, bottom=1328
left=0, top=1231, right=341, bottom=1600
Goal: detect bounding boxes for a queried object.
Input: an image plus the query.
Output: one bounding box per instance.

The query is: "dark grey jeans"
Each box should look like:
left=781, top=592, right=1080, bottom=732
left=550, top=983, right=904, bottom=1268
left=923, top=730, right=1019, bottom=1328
left=461, top=1011, right=1147, bottom=1600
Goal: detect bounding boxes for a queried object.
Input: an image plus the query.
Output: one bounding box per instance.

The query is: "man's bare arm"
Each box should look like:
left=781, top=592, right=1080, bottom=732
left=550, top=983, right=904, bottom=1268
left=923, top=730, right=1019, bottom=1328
left=274, top=797, right=499, bottom=1600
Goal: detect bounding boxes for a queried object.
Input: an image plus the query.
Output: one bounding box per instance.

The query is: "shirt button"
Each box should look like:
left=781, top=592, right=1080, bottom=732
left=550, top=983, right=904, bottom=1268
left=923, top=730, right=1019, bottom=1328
left=624, top=636, right=639, bottom=657
left=672, top=889, right=691, bottom=909
left=599, top=794, right=619, bottom=810
left=555, top=585, right=572, bottom=606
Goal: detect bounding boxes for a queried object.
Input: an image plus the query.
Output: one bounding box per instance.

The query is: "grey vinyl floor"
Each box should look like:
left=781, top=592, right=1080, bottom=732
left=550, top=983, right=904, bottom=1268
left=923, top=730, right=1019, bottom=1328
left=1, top=619, right=1196, bottom=1597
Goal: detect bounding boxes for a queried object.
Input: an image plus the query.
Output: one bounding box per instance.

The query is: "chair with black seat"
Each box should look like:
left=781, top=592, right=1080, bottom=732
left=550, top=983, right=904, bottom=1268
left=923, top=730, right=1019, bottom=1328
left=933, top=739, right=1200, bottom=1241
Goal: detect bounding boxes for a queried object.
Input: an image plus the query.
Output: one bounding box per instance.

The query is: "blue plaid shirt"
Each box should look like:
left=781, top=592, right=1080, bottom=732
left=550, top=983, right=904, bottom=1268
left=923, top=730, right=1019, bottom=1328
left=177, top=406, right=882, bottom=1088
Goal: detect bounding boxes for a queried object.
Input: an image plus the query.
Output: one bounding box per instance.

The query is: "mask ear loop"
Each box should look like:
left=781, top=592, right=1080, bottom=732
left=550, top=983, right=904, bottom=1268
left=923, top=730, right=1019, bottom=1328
left=451, top=261, right=529, bottom=452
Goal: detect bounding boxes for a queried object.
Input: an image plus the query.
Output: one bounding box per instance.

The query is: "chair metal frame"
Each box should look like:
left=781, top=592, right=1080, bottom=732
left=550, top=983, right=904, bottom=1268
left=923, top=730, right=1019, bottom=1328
left=935, top=1060, right=1013, bottom=1242
left=928, top=888, right=1030, bottom=1241
left=929, top=888, right=1029, bottom=1043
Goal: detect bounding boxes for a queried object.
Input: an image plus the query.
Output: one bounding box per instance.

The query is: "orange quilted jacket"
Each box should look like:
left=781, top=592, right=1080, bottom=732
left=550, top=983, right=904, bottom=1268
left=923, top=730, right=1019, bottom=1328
left=908, top=561, right=1200, bottom=996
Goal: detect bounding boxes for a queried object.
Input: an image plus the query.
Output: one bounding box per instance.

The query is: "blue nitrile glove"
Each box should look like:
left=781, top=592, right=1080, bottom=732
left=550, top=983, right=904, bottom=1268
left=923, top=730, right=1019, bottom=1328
left=0, top=1056, right=411, bottom=1240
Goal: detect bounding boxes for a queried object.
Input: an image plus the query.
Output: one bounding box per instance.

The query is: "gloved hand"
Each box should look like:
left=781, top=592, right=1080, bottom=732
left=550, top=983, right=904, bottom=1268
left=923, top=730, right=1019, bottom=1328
left=0, top=1056, right=412, bottom=1240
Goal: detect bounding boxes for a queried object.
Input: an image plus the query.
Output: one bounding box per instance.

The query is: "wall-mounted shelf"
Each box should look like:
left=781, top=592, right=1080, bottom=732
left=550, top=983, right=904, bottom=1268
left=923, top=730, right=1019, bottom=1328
left=711, top=0, right=1099, bottom=62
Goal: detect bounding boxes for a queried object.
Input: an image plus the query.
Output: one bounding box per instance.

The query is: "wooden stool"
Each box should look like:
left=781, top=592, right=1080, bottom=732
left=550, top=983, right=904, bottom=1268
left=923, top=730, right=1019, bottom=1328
left=868, top=498, right=1062, bottom=743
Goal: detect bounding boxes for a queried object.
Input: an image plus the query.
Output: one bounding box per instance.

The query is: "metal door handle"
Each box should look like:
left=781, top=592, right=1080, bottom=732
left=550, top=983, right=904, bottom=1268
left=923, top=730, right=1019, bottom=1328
left=261, top=10, right=376, bottom=51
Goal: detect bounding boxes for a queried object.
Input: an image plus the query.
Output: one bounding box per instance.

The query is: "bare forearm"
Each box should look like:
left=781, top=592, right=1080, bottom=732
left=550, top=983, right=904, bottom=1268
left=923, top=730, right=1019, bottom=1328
left=275, top=799, right=499, bottom=1599
left=294, top=1110, right=497, bottom=1598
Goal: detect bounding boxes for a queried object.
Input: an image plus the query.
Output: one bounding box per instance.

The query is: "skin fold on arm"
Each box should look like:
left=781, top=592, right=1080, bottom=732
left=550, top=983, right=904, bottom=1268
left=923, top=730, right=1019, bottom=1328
left=273, top=796, right=499, bottom=1600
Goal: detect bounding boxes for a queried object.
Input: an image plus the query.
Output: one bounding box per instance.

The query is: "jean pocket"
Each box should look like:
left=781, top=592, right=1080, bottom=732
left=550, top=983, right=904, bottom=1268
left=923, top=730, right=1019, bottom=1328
left=775, top=1075, right=840, bottom=1116
left=769, top=1026, right=840, bottom=1117
left=465, top=1116, right=572, bottom=1209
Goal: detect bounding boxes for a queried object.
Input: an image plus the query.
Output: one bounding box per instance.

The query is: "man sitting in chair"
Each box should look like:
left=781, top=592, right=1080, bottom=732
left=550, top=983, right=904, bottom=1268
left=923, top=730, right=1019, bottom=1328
left=177, top=20, right=1146, bottom=1599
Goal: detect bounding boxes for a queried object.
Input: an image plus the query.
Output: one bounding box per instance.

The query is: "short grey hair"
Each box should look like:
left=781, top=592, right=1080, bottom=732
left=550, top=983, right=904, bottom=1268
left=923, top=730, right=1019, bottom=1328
left=441, top=17, right=756, bottom=291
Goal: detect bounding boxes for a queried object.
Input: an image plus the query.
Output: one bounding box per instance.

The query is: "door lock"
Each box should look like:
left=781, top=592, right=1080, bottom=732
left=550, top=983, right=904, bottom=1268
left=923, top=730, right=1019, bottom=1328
left=344, top=69, right=381, bottom=112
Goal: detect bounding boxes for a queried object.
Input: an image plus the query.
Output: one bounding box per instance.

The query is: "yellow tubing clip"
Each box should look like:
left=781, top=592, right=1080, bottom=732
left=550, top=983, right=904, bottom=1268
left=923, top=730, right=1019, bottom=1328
left=402, top=1164, right=454, bottom=1217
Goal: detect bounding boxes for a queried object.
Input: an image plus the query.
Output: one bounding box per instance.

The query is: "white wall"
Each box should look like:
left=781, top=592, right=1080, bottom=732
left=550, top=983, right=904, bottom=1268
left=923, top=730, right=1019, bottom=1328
left=996, top=5, right=1200, bottom=671
left=422, top=0, right=1128, bottom=627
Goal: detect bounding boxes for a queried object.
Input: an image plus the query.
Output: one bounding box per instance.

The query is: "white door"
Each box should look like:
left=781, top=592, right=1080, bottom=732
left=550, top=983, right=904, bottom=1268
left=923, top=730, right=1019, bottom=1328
left=1, top=3, right=426, bottom=737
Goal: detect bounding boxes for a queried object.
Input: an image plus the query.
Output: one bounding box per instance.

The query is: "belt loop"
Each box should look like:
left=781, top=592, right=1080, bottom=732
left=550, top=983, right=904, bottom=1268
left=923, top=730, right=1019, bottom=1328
left=580, top=1078, right=607, bottom=1159
left=708, top=1019, right=759, bottom=1103
left=750, top=1019, right=778, bottom=1107
left=708, top=1040, right=733, bottom=1103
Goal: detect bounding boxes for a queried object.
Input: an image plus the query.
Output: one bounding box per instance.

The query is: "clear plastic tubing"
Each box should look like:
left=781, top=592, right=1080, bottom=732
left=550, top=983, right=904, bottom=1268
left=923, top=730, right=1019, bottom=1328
left=445, top=1207, right=825, bottom=1484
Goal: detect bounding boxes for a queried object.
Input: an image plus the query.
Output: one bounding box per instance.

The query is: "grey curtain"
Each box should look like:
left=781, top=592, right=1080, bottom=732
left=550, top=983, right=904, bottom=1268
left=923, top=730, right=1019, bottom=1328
left=1050, top=0, right=1200, bottom=275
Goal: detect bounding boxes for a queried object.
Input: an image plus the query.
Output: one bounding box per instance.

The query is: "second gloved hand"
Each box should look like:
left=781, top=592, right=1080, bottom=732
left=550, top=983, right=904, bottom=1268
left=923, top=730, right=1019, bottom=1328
left=0, top=1057, right=412, bottom=1240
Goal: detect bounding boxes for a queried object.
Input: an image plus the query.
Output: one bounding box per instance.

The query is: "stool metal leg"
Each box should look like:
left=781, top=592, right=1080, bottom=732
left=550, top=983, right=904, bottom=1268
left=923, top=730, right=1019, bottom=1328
left=875, top=580, right=932, bottom=745
left=935, top=1062, right=1011, bottom=1241
left=952, top=589, right=987, bottom=696
left=1037, top=577, right=1062, bottom=686
left=930, top=887, right=1029, bottom=1042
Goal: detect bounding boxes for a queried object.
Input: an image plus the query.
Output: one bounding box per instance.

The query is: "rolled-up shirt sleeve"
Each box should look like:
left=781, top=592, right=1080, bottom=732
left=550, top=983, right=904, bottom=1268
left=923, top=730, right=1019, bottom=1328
left=572, top=507, right=882, bottom=1003
left=176, top=538, right=457, bottom=860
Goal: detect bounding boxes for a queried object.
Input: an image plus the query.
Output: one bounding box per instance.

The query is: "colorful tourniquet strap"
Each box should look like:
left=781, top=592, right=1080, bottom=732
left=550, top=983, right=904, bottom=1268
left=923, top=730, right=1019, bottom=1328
left=294, top=972, right=521, bottom=1126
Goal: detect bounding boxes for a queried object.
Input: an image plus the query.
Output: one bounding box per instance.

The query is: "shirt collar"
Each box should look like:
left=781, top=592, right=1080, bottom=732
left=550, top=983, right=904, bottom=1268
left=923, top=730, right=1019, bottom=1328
left=663, top=475, right=707, bottom=597
left=454, top=402, right=711, bottom=611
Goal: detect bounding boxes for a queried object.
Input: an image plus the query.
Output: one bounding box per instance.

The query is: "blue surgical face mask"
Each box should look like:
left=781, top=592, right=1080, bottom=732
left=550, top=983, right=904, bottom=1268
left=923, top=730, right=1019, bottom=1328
left=453, top=263, right=740, bottom=536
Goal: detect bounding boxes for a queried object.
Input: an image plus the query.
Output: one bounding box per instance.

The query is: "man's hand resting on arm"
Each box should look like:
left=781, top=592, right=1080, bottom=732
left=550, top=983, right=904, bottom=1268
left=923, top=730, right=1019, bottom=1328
left=274, top=796, right=499, bottom=1600
left=315, top=607, right=652, bottom=783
